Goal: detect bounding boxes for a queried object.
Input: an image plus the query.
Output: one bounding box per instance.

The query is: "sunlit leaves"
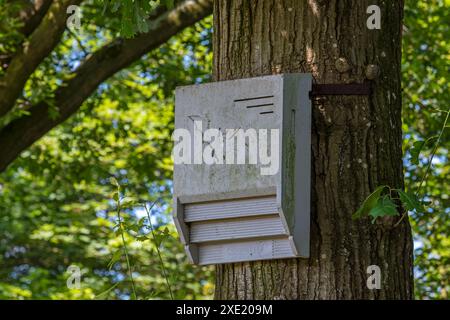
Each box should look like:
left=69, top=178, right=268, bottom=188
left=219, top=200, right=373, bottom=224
left=401, top=0, right=449, bottom=299
left=0, top=9, right=213, bottom=299
left=101, top=0, right=173, bottom=37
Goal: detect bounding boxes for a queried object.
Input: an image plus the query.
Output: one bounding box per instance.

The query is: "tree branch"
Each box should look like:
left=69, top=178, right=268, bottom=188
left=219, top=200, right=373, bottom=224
left=0, top=0, right=213, bottom=173
left=19, top=0, right=54, bottom=37
left=0, top=0, right=53, bottom=68
left=0, top=0, right=82, bottom=118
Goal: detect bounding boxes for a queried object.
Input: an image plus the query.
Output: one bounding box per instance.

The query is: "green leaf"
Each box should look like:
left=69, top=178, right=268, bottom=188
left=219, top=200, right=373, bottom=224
left=150, top=231, right=167, bottom=247
left=409, top=136, right=437, bottom=165
left=125, top=222, right=140, bottom=233
left=114, top=227, right=123, bottom=237
left=397, top=189, right=425, bottom=212
left=121, top=196, right=137, bottom=209
left=110, top=177, right=119, bottom=187
left=137, top=217, right=147, bottom=228
left=107, top=249, right=123, bottom=270
left=369, top=195, right=399, bottom=223
left=47, top=103, right=60, bottom=120
left=101, top=0, right=110, bottom=15
left=409, top=140, right=425, bottom=165
left=111, top=0, right=121, bottom=13
left=352, top=185, right=387, bottom=220
left=136, top=235, right=149, bottom=242
left=165, top=0, right=175, bottom=9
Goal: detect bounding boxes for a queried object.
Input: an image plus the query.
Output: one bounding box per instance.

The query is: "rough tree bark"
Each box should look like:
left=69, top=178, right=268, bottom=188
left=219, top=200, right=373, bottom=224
left=213, top=0, right=413, bottom=299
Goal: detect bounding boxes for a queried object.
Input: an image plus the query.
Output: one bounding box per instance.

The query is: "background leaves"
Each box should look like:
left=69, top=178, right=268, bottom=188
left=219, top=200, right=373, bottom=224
left=0, top=1, right=214, bottom=299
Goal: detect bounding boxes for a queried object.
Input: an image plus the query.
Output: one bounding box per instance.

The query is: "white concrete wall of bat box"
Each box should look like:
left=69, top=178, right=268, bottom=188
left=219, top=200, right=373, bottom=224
left=173, top=74, right=312, bottom=265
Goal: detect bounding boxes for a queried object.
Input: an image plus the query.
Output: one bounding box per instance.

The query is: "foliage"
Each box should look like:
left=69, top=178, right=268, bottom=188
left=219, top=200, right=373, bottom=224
left=0, top=0, right=213, bottom=299
left=100, top=0, right=175, bottom=37
left=0, top=0, right=24, bottom=56
left=402, top=0, right=449, bottom=300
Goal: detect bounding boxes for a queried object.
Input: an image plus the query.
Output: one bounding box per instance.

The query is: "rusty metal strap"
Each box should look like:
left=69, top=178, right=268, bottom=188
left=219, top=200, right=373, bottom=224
left=310, top=83, right=372, bottom=97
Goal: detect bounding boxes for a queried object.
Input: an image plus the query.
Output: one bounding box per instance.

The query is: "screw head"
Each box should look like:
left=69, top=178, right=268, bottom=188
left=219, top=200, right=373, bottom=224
left=335, top=57, right=351, bottom=73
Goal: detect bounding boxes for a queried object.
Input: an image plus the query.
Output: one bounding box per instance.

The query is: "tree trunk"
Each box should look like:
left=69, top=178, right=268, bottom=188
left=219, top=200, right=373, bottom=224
left=213, top=0, right=413, bottom=300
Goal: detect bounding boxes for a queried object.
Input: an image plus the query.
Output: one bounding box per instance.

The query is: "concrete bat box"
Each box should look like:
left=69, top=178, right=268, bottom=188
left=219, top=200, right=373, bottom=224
left=173, top=74, right=312, bottom=265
